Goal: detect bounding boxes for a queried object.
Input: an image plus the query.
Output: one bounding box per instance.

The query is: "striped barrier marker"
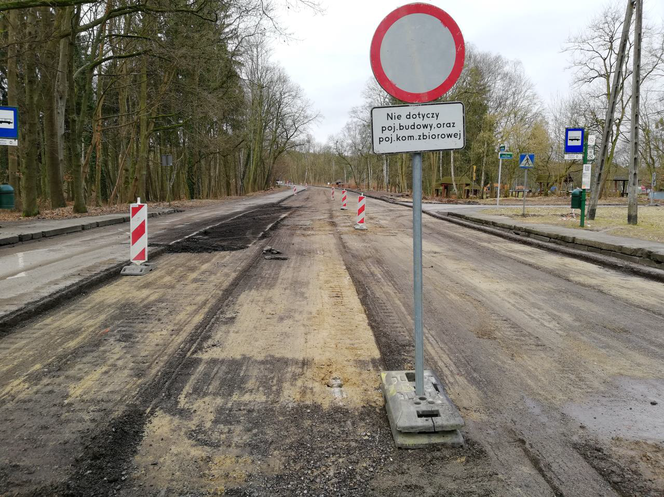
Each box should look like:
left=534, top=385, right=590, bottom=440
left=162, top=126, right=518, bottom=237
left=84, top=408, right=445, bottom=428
left=331, top=187, right=335, bottom=200
left=131, top=198, right=148, bottom=263
left=341, top=189, right=348, bottom=210
left=293, top=186, right=297, bottom=195
left=354, top=193, right=367, bottom=230
left=121, top=197, right=154, bottom=275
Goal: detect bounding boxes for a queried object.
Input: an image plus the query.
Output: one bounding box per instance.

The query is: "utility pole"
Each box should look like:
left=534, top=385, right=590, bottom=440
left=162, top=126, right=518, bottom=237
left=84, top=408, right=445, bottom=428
left=628, top=0, right=642, bottom=225
left=587, top=0, right=633, bottom=220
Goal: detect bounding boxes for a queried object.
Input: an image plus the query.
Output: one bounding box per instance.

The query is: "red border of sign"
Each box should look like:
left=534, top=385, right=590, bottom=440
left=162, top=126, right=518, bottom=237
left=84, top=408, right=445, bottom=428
left=370, top=3, right=465, bottom=103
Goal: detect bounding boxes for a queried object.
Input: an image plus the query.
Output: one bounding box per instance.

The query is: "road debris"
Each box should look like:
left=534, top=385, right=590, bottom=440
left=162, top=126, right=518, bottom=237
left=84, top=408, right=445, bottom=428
left=263, top=246, right=288, bottom=260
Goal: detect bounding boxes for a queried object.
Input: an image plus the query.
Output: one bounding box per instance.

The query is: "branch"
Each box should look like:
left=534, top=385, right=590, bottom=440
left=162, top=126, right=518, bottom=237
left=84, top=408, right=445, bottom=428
left=0, top=0, right=94, bottom=11
left=73, top=50, right=147, bottom=79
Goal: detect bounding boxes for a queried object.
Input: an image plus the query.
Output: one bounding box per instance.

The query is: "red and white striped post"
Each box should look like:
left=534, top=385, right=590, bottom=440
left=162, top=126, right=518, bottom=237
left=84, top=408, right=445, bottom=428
left=130, top=197, right=148, bottom=263
left=293, top=186, right=297, bottom=195
left=341, top=189, right=348, bottom=210
left=354, top=193, right=367, bottom=230
left=331, top=187, right=335, bottom=200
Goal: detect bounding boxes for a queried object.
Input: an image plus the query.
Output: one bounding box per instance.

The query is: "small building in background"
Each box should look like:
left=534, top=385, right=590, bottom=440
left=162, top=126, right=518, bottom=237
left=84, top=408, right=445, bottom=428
left=435, top=176, right=481, bottom=199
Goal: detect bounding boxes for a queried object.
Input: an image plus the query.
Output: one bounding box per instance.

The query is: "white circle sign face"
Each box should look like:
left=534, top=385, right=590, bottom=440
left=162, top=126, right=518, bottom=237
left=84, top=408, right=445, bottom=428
left=380, top=13, right=456, bottom=94
left=370, top=3, right=465, bottom=103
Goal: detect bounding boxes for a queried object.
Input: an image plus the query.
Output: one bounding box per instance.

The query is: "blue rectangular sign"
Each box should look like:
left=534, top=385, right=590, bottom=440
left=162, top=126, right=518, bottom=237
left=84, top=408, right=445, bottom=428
left=565, top=127, right=584, bottom=154
left=0, top=106, right=18, bottom=142
left=519, top=153, right=535, bottom=169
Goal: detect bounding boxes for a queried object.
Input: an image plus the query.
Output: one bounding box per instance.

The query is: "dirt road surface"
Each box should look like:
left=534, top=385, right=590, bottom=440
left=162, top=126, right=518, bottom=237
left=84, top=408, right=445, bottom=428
left=1, top=188, right=662, bottom=496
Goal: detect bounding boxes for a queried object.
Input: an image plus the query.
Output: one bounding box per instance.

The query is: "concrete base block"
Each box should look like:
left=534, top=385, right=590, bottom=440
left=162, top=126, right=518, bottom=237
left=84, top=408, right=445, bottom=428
left=386, top=421, right=464, bottom=449
left=354, top=224, right=367, bottom=230
left=120, top=263, right=155, bottom=276
left=381, top=370, right=464, bottom=449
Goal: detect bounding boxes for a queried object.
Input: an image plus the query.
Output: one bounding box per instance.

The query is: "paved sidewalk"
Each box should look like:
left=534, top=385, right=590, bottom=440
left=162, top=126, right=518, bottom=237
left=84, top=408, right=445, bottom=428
left=0, top=207, right=179, bottom=246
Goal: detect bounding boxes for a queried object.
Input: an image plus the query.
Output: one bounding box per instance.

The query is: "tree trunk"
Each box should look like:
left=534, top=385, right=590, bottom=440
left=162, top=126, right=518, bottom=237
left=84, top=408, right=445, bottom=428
left=131, top=54, right=149, bottom=201
left=7, top=9, right=21, bottom=210
left=68, top=8, right=86, bottom=213
left=22, top=10, right=39, bottom=217
left=41, top=7, right=67, bottom=209
left=55, top=7, right=72, bottom=201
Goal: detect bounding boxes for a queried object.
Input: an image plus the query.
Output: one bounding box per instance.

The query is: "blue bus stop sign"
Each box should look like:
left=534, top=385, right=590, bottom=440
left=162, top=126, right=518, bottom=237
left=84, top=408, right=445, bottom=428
left=0, top=107, right=18, bottom=146
left=565, top=127, right=584, bottom=155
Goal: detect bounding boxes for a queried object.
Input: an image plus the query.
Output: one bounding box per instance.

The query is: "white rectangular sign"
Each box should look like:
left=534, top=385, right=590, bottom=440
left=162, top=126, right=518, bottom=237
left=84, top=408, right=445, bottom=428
left=567, top=129, right=583, bottom=147
left=371, top=102, right=465, bottom=154
left=587, top=134, right=596, bottom=161
left=582, top=163, right=592, bottom=190
left=0, top=109, right=15, bottom=129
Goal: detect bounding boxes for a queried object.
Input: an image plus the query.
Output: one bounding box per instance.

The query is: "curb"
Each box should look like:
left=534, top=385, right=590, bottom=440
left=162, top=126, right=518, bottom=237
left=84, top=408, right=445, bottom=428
left=0, top=208, right=182, bottom=247
left=356, top=190, right=664, bottom=283
left=446, top=212, right=664, bottom=269
left=0, top=246, right=167, bottom=333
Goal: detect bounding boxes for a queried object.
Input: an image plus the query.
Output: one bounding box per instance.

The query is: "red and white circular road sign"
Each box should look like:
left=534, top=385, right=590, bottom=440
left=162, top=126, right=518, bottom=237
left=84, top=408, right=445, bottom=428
left=370, top=3, right=465, bottom=103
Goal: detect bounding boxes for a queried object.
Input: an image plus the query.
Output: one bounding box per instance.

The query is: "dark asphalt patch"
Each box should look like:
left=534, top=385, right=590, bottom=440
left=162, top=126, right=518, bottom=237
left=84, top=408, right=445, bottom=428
left=167, top=205, right=292, bottom=253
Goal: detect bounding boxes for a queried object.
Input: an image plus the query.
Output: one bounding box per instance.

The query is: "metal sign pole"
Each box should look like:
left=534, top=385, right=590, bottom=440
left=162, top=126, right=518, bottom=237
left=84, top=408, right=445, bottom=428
left=369, top=4, right=466, bottom=447
left=412, top=151, right=424, bottom=397
left=497, top=157, right=503, bottom=206
left=522, top=169, right=528, bottom=216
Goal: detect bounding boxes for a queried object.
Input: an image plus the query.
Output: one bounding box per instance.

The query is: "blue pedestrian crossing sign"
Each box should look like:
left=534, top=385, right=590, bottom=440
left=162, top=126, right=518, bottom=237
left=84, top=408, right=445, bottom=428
left=519, top=153, right=535, bottom=169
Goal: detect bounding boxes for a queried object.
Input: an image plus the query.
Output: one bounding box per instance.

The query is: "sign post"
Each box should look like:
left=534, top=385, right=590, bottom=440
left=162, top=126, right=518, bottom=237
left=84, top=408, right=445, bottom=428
left=519, top=154, right=535, bottom=216
left=580, top=134, right=595, bottom=225
left=496, top=145, right=512, bottom=206
left=371, top=3, right=466, bottom=447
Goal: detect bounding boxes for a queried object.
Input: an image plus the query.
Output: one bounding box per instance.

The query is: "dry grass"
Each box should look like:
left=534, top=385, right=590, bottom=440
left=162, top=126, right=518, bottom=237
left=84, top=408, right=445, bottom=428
left=481, top=206, right=664, bottom=244
left=474, top=196, right=648, bottom=206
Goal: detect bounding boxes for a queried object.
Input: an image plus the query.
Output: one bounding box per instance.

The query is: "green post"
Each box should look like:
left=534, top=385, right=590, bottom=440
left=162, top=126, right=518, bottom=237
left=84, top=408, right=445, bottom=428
left=583, top=139, right=588, bottom=164
left=580, top=189, right=586, bottom=228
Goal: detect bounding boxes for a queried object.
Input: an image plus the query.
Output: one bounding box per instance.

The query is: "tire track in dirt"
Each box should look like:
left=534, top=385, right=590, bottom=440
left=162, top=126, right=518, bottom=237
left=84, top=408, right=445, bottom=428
left=336, top=192, right=664, bottom=496
left=115, top=189, right=498, bottom=496
left=0, top=203, right=295, bottom=495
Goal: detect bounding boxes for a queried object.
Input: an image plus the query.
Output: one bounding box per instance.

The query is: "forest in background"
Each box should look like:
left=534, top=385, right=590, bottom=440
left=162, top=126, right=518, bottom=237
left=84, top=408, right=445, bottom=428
left=282, top=1, right=664, bottom=200
left=0, top=0, right=663, bottom=217
left=0, top=0, right=317, bottom=216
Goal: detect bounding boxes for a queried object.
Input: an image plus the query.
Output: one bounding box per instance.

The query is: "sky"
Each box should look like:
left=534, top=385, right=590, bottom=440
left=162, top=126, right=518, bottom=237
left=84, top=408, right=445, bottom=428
left=270, top=0, right=664, bottom=145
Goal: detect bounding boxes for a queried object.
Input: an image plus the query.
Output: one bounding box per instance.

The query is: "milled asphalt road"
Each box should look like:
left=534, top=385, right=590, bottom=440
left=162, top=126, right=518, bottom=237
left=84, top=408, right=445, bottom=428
left=0, top=187, right=663, bottom=496
left=337, top=189, right=664, bottom=496
left=0, top=189, right=297, bottom=322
